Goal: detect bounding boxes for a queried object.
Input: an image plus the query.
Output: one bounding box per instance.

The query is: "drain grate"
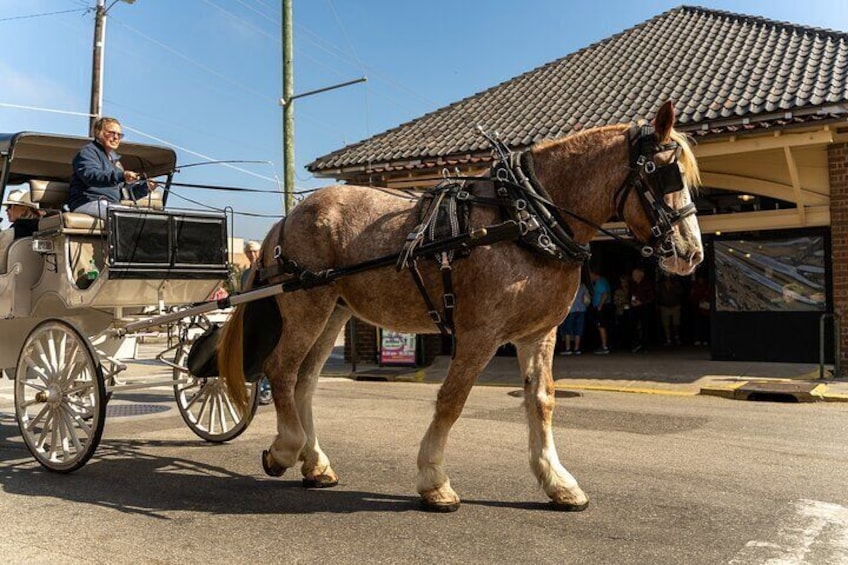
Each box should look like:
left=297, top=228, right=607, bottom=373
left=106, top=404, right=170, bottom=417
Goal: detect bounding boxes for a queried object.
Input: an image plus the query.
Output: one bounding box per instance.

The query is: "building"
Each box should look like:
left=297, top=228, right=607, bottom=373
left=307, top=6, right=848, bottom=366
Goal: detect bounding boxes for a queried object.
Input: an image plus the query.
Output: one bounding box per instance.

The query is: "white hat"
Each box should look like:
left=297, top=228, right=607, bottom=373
left=2, top=189, right=38, bottom=209
left=244, top=240, right=261, bottom=252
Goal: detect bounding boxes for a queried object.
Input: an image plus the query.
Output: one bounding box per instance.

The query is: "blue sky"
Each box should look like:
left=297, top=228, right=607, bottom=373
left=2, top=0, right=847, bottom=239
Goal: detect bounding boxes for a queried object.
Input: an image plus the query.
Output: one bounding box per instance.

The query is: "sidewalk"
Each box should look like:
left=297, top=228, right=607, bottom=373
left=327, top=345, right=848, bottom=403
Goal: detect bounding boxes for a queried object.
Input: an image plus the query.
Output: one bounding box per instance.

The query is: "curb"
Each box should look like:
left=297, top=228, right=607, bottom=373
left=554, top=382, right=696, bottom=397
left=699, top=379, right=848, bottom=403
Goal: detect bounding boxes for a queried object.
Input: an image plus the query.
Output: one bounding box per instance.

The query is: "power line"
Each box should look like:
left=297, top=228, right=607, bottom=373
left=0, top=8, right=84, bottom=24
left=111, top=17, right=274, bottom=103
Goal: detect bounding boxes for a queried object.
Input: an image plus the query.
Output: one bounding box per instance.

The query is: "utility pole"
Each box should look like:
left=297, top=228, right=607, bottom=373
left=89, top=0, right=107, bottom=136
left=88, top=0, right=137, bottom=136
left=280, top=1, right=365, bottom=215
left=282, top=0, right=295, bottom=214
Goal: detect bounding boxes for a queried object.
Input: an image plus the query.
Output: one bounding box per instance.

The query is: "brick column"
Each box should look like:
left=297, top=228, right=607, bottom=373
left=343, top=318, right=379, bottom=364
left=829, top=142, right=848, bottom=375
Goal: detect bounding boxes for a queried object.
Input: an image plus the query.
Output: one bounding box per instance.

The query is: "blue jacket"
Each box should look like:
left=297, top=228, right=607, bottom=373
left=68, top=140, right=149, bottom=211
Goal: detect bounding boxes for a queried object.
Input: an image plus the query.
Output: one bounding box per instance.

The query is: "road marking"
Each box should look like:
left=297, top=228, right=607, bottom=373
left=729, top=499, right=848, bottom=564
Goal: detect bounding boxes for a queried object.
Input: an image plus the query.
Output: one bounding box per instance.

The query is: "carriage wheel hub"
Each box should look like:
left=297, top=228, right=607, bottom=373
left=35, top=384, right=62, bottom=405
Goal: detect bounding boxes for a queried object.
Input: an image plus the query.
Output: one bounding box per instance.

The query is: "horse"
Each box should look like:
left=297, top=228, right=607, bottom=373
left=218, top=100, right=703, bottom=512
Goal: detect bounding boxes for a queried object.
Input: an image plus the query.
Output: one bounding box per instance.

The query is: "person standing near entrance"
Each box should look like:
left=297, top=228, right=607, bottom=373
left=689, top=272, right=711, bottom=346
left=629, top=266, right=655, bottom=352
left=657, top=275, right=685, bottom=345
left=559, top=278, right=590, bottom=355
left=590, top=267, right=612, bottom=354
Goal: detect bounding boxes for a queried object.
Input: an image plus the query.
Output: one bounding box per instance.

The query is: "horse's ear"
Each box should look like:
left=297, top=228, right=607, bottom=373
left=653, top=100, right=675, bottom=143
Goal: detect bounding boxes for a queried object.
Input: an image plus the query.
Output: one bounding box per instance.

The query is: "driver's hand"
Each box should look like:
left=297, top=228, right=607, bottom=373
left=124, top=170, right=140, bottom=182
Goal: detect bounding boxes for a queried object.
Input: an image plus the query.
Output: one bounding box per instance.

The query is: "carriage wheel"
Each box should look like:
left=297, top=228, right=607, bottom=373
left=14, top=320, right=106, bottom=473
left=172, top=344, right=259, bottom=443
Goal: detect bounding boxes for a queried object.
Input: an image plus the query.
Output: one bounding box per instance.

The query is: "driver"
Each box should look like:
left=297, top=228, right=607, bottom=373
left=68, top=116, right=154, bottom=219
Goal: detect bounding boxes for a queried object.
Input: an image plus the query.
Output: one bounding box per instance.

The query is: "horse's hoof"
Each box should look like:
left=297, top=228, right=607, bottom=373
left=549, top=500, right=589, bottom=512
left=261, top=450, right=286, bottom=477
left=420, top=499, right=461, bottom=513
left=302, top=475, right=338, bottom=489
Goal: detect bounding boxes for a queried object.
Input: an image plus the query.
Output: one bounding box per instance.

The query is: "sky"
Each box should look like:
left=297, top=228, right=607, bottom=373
left=2, top=0, right=847, bottom=240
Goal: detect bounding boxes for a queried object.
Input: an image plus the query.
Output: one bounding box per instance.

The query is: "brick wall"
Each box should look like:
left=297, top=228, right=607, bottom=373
left=828, top=142, right=848, bottom=375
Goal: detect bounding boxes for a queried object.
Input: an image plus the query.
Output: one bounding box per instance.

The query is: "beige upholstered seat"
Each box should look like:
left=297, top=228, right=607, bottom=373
left=28, top=179, right=164, bottom=235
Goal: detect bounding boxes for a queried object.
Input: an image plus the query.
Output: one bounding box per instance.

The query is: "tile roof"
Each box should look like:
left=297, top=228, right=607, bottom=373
left=307, top=5, right=848, bottom=175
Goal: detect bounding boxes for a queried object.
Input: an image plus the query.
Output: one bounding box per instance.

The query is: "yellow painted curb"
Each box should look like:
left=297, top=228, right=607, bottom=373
left=555, top=383, right=696, bottom=397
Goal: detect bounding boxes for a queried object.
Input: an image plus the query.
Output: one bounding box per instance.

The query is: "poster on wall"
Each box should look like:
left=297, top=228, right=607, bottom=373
left=379, top=330, right=417, bottom=366
left=714, top=236, right=826, bottom=312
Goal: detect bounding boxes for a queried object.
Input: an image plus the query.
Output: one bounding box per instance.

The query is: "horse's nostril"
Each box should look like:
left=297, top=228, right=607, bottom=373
left=690, top=249, right=704, bottom=265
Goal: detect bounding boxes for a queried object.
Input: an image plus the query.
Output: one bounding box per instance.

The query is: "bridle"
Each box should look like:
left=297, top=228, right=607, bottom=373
left=614, top=124, right=697, bottom=258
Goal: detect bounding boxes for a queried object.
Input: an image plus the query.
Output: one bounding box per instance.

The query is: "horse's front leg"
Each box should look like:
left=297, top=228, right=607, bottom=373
left=295, top=306, right=351, bottom=488
left=417, top=337, right=497, bottom=512
left=515, top=328, right=589, bottom=511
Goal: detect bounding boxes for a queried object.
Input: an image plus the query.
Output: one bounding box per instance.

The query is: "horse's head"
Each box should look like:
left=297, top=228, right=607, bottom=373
left=615, top=101, right=703, bottom=275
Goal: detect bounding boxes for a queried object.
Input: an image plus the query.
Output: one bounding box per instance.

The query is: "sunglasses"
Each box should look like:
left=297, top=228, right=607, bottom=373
left=103, top=130, right=125, bottom=140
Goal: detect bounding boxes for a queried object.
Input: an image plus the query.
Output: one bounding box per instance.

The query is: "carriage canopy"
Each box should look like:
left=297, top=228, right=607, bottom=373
left=0, top=131, right=177, bottom=189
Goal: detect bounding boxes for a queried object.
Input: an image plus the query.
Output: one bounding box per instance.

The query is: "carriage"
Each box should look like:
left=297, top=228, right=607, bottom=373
left=0, top=131, right=261, bottom=472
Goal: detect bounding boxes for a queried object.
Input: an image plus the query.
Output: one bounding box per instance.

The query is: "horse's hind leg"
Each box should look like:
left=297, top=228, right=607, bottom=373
left=262, top=290, right=337, bottom=477
left=417, top=334, right=498, bottom=512
left=295, top=305, right=351, bottom=488
left=515, top=328, right=589, bottom=511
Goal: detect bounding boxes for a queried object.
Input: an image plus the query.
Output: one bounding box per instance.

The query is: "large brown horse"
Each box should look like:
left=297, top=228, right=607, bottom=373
left=219, top=101, right=703, bottom=512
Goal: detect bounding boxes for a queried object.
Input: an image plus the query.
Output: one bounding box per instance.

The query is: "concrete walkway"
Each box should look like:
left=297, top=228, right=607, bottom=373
left=330, top=345, right=848, bottom=402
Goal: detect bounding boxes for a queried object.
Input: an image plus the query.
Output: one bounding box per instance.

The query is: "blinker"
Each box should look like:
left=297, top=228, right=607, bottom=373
left=651, top=162, right=685, bottom=194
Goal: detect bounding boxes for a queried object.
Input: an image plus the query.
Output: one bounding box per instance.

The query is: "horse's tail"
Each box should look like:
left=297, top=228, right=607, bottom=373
left=218, top=289, right=250, bottom=415
left=218, top=220, right=285, bottom=415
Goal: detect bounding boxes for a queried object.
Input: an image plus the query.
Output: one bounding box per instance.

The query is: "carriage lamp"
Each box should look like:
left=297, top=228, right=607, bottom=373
left=32, top=239, right=54, bottom=254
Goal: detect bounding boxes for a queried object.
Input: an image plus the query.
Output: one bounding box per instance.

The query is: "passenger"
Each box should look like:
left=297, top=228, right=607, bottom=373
left=68, top=117, right=154, bottom=220
left=2, top=189, right=44, bottom=238
left=0, top=189, right=44, bottom=272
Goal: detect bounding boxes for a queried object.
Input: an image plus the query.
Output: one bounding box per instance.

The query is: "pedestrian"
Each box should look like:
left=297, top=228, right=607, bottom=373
left=241, top=239, right=273, bottom=405
left=590, top=267, right=613, bottom=354
left=241, top=239, right=262, bottom=291
left=613, top=274, right=632, bottom=349
left=689, top=272, right=711, bottom=346
left=629, top=266, right=655, bottom=353
left=657, top=275, right=685, bottom=345
left=559, top=277, right=590, bottom=355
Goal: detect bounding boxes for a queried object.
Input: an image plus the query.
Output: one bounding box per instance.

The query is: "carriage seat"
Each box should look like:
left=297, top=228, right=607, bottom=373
left=28, top=179, right=165, bottom=235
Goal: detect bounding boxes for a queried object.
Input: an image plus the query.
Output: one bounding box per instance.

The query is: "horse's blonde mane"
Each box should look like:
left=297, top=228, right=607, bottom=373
left=669, top=129, right=701, bottom=190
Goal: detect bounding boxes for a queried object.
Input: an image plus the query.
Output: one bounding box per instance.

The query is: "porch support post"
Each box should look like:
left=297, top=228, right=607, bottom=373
left=828, top=142, right=848, bottom=375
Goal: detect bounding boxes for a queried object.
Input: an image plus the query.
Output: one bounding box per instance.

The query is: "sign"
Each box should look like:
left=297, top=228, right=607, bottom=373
left=380, top=330, right=417, bottom=366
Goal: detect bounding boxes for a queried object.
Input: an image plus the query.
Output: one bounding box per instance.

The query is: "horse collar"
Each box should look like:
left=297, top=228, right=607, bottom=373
left=492, top=152, right=591, bottom=263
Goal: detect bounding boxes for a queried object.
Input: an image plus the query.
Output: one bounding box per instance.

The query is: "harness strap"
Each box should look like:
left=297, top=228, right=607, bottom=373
left=407, top=258, right=453, bottom=336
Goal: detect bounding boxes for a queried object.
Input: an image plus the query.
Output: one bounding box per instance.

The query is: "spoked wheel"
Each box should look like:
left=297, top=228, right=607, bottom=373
left=14, top=320, right=106, bottom=473
left=172, top=344, right=260, bottom=443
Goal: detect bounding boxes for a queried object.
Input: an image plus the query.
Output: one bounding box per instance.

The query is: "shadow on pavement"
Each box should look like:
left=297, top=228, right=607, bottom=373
left=0, top=437, right=432, bottom=516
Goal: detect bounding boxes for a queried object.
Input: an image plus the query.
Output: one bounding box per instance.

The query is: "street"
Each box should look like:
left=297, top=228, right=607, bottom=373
left=1, top=376, right=847, bottom=564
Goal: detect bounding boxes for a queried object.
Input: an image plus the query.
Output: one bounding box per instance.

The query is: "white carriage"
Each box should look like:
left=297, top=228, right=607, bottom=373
left=0, top=132, right=259, bottom=472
